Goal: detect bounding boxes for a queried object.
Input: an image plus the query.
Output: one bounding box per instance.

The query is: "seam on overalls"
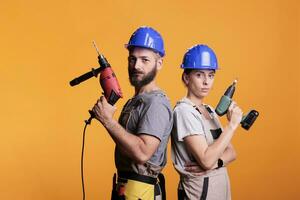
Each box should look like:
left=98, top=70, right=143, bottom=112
left=200, top=177, right=209, bottom=200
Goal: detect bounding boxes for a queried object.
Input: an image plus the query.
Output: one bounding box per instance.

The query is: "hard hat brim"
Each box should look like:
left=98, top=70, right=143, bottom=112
left=124, top=44, right=165, bottom=57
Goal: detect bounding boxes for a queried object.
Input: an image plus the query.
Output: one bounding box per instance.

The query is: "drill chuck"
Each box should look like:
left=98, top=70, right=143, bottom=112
left=224, top=79, right=237, bottom=98
left=98, top=54, right=110, bottom=68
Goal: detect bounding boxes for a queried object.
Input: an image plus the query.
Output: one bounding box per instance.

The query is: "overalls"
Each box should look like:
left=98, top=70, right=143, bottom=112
left=176, top=104, right=231, bottom=200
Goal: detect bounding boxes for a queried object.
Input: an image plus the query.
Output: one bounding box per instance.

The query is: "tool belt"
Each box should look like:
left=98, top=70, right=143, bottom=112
left=111, top=171, right=166, bottom=200
left=118, top=171, right=157, bottom=185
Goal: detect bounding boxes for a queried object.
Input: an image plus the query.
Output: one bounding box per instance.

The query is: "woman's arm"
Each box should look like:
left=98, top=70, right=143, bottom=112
left=183, top=124, right=236, bottom=170
left=220, top=143, right=237, bottom=166
left=184, top=143, right=236, bottom=173
left=183, top=103, right=242, bottom=170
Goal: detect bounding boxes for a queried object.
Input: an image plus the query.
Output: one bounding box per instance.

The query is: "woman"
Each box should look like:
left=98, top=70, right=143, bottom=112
left=171, top=44, right=243, bottom=200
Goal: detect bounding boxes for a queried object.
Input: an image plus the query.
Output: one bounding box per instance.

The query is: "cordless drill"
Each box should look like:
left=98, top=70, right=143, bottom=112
left=215, top=80, right=259, bottom=130
left=69, top=41, right=123, bottom=123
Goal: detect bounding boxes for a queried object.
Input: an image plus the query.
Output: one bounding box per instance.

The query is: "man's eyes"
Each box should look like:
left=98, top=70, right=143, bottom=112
left=128, top=57, right=136, bottom=62
left=142, top=58, right=149, bottom=62
left=128, top=57, right=150, bottom=63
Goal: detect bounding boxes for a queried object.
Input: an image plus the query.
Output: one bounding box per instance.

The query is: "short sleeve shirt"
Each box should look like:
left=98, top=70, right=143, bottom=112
left=171, top=97, right=223, bottom=174
left=115, top=90, right=173, bottom=177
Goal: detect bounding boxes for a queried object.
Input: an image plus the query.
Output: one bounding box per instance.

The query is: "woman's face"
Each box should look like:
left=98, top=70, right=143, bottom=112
left=184, top=69, right=215, bottom=99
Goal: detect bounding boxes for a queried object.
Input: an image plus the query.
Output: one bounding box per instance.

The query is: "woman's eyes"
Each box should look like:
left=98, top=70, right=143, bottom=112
left=195, top=73, right=215, bottom=79
left=196, top=73, right=204, bottom=78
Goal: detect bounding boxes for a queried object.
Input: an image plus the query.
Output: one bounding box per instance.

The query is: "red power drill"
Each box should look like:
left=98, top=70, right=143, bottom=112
left=69, top=41, right=123, bottom=123
left=69, top=41, right=123, bottom=200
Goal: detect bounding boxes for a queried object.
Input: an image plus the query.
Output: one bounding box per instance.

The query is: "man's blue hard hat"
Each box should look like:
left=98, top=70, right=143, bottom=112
left=181, top=44, right=218, bottom=70
left=125, top=26, right=165, bottom=57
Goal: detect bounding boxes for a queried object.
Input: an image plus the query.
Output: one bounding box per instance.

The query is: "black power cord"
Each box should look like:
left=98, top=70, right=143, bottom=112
left=81, top=114, right=93, bottom=200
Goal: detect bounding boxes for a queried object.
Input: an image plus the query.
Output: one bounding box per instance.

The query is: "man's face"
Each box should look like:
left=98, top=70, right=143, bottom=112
left=128, top=47, right=162, bottom=88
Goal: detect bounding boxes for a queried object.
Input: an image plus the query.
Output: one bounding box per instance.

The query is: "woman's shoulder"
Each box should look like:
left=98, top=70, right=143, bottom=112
left=174, top=97, right=198, bottom=115
left=175, top=97, right=193, bottom=107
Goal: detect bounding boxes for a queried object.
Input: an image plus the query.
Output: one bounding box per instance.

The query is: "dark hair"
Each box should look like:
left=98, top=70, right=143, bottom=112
left=181, top=69, right=193, bottom=84
left=181, top=69, right=216, bottom=84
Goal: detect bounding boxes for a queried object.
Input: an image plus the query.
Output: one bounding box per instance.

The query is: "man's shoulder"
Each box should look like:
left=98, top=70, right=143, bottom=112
left=142, top=90, right=171, bottom=105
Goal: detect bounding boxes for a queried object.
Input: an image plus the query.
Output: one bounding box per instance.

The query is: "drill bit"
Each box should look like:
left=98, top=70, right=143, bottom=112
left=233, top=79, right=238, bottom=86
left=92, top=40, right=100, bottom=56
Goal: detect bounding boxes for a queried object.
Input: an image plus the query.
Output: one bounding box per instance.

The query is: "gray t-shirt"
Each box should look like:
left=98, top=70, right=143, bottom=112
left=115, top=90, right=173, bottom=177
left=171, top=97, right=223, bottom=175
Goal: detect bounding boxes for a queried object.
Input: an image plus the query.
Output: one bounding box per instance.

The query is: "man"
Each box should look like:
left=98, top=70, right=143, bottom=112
left=92, top=26, right=173, bottom=200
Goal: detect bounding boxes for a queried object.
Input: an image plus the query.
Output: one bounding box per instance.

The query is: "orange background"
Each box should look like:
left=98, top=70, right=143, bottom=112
left=1, top=0, right=299, bottom=199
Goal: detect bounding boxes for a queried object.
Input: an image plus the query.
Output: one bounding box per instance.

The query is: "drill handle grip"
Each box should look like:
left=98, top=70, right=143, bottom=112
left=69, top=67, right=101, bottom=86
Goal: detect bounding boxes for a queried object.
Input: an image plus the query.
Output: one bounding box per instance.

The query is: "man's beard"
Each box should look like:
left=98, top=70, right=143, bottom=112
left=128, top=64, right=157, bottom=88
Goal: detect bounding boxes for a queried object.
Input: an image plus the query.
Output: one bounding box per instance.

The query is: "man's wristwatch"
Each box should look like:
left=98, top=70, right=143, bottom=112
left=217, top=158, right=224, bottom=169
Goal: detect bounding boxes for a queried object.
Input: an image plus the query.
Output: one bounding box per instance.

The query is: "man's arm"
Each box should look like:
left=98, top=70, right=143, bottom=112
left=92, top=96, right=160, bottom=164
left=104, top=119, right=160, bottom=164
